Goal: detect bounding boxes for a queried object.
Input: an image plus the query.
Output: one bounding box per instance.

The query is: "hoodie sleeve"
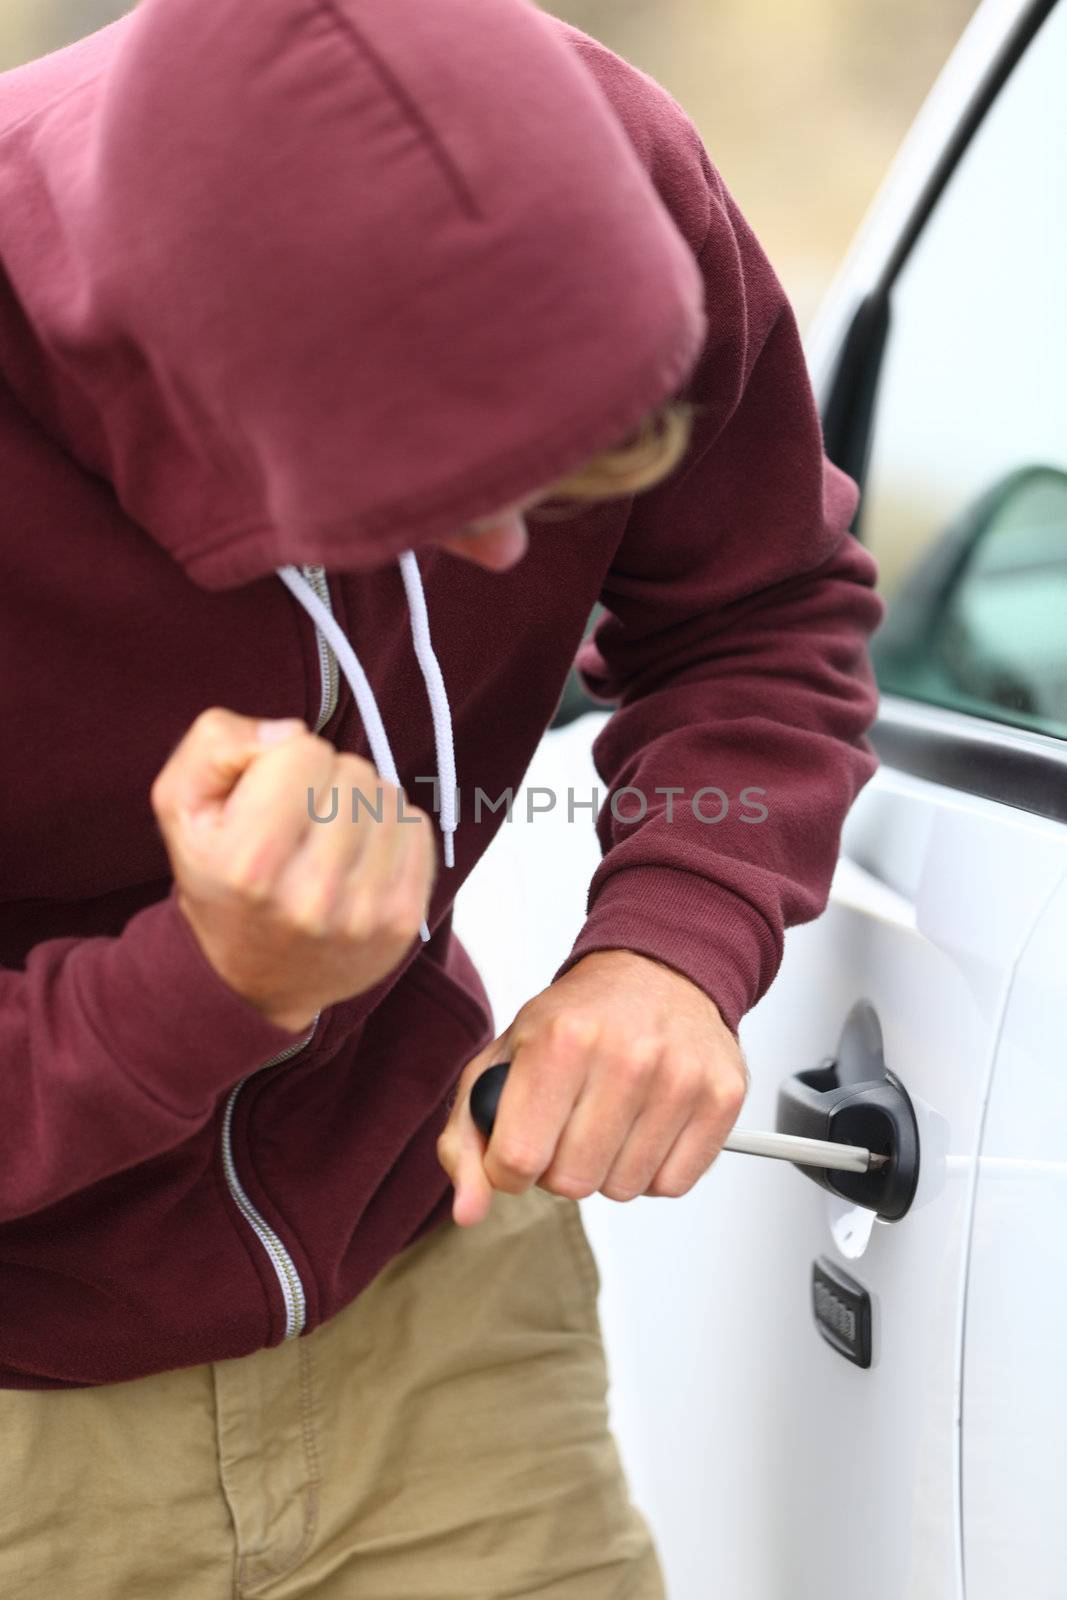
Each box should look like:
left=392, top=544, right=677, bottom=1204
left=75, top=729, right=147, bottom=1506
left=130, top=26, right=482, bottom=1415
left=0, top=888, right=310, bottom=1224
left=553, top=148, right=885, bottom=1037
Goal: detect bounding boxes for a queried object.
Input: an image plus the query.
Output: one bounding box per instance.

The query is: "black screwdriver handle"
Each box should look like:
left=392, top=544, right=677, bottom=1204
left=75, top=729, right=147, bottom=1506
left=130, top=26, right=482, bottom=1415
left=470, top=1061, right=511, bottom=1138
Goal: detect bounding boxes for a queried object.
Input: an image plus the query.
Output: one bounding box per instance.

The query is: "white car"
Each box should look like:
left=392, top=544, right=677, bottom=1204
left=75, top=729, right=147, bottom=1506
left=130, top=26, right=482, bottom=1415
left=455, top=0, right=1067, bottom=1595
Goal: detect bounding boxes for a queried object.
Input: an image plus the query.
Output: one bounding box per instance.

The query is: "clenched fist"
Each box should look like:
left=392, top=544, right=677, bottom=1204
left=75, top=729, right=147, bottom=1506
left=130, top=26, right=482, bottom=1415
left=151, top=708, right=436, bottom=1032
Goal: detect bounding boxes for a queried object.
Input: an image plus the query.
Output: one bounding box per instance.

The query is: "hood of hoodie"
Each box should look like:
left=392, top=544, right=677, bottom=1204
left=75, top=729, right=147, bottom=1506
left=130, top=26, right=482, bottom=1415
left=0, top=0, right=706, bottom=591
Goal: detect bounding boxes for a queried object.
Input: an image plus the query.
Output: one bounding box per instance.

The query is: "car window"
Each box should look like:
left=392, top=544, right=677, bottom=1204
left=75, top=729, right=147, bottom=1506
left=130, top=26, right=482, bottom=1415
left=861, top=2, right=1067, bottom=741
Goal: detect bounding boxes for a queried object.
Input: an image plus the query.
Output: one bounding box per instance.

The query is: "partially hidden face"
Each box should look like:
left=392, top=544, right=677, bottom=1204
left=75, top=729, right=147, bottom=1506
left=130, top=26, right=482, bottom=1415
left=434, top=487, right=550, bottom=569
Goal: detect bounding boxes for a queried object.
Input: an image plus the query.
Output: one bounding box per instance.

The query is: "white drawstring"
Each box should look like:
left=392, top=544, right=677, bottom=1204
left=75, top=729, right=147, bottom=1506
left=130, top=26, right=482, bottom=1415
left=397, top=550, right=457, bottom=869
left=276, top=559, right=458, bottom=945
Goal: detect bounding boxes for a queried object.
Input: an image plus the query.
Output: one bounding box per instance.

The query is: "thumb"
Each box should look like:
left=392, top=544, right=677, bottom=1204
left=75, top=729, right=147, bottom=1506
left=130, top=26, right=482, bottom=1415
left=439, top=1053, right=499, bottom=1228
left=153, top=708, right=307, bottom=828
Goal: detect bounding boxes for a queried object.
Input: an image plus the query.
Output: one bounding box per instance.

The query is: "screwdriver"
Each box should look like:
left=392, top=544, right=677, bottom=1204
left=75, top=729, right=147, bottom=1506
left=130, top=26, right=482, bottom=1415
left=469, top=1062, right=890, bottom=1176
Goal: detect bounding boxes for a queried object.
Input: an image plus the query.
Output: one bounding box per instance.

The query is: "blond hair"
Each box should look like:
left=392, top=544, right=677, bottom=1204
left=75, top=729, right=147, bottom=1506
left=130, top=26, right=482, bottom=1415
left=535, top=398, right=698, bottom=510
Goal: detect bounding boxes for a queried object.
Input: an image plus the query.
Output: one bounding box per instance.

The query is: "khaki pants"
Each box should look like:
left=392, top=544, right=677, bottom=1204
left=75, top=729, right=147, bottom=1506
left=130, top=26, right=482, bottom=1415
left=0, top=1184, right=666, bottom=1598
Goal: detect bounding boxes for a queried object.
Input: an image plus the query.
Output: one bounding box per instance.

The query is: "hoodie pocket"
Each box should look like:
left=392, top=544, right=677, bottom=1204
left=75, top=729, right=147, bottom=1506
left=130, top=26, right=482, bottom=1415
left=400, top=946, right=495, bottom=1056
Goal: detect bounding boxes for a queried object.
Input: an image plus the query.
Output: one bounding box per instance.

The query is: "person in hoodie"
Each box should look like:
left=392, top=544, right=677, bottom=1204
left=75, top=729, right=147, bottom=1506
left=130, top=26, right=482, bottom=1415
left=0, top=0, right=884, bottom=1593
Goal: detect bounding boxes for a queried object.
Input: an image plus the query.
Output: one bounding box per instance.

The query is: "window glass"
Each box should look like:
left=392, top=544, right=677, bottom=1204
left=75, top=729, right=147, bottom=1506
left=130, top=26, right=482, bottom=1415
left=862, top=4, right=1067, bottom=739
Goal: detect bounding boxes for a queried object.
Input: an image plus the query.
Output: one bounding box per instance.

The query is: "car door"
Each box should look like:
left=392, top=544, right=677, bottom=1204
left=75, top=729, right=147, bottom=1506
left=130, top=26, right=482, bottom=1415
left=733, top=8, right=1067, bottom=1596
left=456, top=4, right=1067, bottom=1598
left=961, top=865, right=1067, bottom=1600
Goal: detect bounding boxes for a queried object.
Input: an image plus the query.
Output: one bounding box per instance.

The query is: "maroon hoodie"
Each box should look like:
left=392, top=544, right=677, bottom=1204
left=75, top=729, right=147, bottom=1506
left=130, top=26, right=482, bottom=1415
left=0, top=0, right=883, bottom=1388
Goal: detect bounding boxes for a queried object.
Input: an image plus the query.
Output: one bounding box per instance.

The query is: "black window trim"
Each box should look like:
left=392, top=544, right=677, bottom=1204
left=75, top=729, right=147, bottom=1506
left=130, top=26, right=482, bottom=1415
left=822, top=0, right=1065, bottom=825
left=872, top=695, right=1067, bottom=826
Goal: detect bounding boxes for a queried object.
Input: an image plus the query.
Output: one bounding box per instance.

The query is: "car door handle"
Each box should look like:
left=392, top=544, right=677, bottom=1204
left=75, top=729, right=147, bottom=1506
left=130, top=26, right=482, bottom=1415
left=775, top=1000, right=920, bottom=1220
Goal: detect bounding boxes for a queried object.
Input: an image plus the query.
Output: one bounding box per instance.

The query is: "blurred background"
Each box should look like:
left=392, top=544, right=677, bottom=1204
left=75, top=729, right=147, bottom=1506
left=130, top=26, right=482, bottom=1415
left=0, top=0, right=980, bottom=330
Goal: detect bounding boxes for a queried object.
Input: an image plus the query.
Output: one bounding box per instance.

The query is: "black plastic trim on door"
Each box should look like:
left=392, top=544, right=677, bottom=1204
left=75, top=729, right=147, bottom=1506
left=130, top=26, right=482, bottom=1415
left=819, top=290, right=889, bottom=538
left=872, top=696, right=1067, bottom=825
left=776, top=1000, right=921, bottom=1222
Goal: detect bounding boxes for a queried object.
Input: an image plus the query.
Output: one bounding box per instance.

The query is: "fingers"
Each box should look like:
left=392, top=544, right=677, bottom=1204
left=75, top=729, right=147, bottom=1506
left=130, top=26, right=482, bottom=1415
left=562, top=1050, right=743, bottom=1202
left=639, top=1106, right=739, bottom=1200
left=200, top=730, right=339, bottom=895
left=267, top=763, right=416, bottom=935
left=450, top=1017, right=747, bottom=1212
left=332, top=779, right=436, bottom=940
left=484, top=1021, right=701, bottom=1202
left=221, top=751, right=433, bottom=957
left=478, top=1015, right=606, bottom=1198
left=552, top=1048, right=695, bottom=1202
left=151, top=708, right=306, bottom=822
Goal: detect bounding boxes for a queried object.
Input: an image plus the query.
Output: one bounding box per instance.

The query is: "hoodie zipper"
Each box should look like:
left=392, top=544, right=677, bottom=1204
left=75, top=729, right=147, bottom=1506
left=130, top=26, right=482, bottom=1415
left=220, top=1016, right=319, bottom=1339
left=222, top=566, right=334, bottom=1339
left=300, top=564, right=339, bottom=732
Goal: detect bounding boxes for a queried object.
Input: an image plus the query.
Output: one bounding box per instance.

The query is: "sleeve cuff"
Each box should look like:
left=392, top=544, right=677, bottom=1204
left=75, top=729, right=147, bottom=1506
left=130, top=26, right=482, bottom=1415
left=81, top=887, right=315, bottom=1119
left=553, top=866, right=780, bottom=1037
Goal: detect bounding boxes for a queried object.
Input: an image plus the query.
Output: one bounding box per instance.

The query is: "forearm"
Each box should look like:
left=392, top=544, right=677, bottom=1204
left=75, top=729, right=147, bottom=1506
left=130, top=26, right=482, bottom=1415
left=557, top=528, right=883, bottom=1034
left=0, top=887, right=306, bottom=1223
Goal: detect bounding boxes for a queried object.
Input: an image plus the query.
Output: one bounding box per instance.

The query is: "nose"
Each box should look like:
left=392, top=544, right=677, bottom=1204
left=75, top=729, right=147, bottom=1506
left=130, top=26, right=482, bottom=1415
left=437, top=511, right=529, bottom=571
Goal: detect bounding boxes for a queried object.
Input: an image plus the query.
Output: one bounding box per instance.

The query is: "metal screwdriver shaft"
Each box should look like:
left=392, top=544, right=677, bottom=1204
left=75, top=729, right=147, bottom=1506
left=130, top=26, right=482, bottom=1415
left=722, top=1127, right=889, bottom=1174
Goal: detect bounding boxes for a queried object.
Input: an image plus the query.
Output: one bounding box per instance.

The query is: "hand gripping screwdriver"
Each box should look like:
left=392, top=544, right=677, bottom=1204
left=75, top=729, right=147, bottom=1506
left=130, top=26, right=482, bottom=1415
left=468, top=1061, right=889, bottom=1175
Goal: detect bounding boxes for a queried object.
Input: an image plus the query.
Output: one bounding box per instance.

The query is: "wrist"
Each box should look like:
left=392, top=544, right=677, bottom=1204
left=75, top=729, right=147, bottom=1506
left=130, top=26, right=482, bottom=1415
left=175, top=892, right=316, bottom=1036
left=569, top=946, right=733, bottom=1039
